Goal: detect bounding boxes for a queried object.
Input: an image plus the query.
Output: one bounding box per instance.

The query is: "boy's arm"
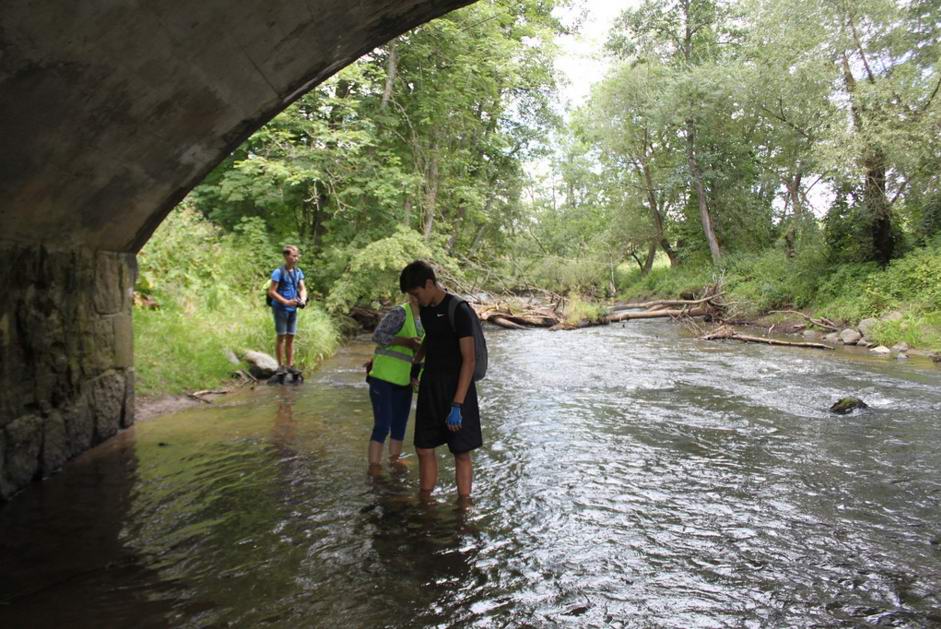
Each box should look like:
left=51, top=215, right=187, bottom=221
left=373, top=308, right=416, bottom=348
left=268, top=280, right=296, bottom=306
left=298, top=279, right=308, bottom=304
left=412, top=338, right=427, bottom=364
left=452, top=337, right=476, bottom=406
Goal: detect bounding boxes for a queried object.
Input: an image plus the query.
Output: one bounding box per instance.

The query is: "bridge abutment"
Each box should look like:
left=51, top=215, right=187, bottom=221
left=1, top=243, right=136, bottom=499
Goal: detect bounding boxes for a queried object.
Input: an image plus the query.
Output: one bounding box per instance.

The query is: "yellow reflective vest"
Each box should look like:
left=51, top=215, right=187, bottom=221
left=368, top=304, right=423, bottom=386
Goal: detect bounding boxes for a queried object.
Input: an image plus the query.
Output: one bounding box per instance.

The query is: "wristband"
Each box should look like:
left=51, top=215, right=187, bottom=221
left=451, top=402, right=463, bottom=409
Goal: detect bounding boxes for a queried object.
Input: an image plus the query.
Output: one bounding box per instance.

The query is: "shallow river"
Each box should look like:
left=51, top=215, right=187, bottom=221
left=2, top=322, right=941, bottom=627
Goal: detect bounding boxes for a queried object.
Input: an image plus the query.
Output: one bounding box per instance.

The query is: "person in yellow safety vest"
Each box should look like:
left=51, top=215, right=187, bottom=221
left=365, top=294, right=424, bottom=471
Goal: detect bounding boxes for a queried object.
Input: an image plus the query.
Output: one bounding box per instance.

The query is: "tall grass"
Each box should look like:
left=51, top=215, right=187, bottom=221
left=134, top=207, right=341, bottom=396
left=134, top=304, right=339, bottom=396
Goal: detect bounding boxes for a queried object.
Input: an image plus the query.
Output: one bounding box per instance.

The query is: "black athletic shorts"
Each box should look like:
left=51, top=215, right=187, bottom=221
left=414, top=371, right=482, bottom=454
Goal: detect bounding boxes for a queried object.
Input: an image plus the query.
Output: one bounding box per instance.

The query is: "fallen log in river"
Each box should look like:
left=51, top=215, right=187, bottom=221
left=604, top=307, right=710, bottom=323
left=701, top=326, right=835, bottom=350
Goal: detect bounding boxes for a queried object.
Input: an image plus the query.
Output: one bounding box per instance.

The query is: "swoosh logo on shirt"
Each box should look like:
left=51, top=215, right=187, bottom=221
left=436, top=313, right=446, bottom=317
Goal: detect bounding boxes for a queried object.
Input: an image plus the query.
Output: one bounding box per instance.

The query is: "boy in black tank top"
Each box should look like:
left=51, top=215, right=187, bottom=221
left=399, top=261, right=482, bottom=499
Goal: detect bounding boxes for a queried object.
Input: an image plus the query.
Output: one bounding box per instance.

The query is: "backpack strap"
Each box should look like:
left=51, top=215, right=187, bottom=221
left=447, top=295, right=466, bottom=333
left=278, top=266, right=301, bottom=293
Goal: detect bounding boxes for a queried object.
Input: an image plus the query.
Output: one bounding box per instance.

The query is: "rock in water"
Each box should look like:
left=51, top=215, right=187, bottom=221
left=824, top=332, right=840, bottom=344
left=870, top=345, right=891, bottom=355
left=243, top=350, right=279, bottom=379
left=891, top=342, right=910, bottom=352
left=830, top=397, right=869, bottom=415
left=840, top=329, right=862, bottom=345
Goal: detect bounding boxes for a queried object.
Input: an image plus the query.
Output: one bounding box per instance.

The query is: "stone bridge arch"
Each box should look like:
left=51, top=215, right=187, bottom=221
left=0, top=0, right=473, bottom=499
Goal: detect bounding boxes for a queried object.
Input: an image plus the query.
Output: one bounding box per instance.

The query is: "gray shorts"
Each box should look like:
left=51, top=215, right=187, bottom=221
left=273, top=308, right=298, bottom=336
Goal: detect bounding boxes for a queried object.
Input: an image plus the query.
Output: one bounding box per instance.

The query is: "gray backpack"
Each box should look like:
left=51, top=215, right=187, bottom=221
left=447, top=295, right=488, bottom=381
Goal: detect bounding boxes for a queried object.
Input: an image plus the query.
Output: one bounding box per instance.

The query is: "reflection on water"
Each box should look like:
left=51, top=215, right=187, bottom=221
left=2, top=324, right=941, bottom=627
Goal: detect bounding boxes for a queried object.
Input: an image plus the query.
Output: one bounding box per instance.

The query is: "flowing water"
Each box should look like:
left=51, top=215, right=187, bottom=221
left=2, top=321, right=941, bottom=628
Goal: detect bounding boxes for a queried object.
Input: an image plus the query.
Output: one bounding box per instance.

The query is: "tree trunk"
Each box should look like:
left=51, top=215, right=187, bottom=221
left=311, top=186, right=327, bottom=253
left=841, top=50, right=894, bottom=265
left=864, top=151, right=893, bottom=265
left=380, top=42, right=398, bottom=111
left=403, top=196, right=414, bottom=227
left=422, top=154, right=439, bottom=239
left=469, top=223, right=486, bottom=251
left=686, top=121, right=722, bottom=263
left=447, top=205, right=466, bottom=253
left=642, top=240, right=657, bottom=275
left=630, top=251, right=644, bottom=270
left=641, top=160, right=678, bottom=267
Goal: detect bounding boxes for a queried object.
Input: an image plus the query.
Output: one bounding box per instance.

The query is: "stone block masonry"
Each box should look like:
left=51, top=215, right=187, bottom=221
left=0, top=243, right=136, bottom=500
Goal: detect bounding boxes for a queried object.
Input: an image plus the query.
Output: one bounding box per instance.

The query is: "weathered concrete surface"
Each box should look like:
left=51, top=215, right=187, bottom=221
left=0, top=0, right=473, bottom=253
left=0, top=243, right=136, bottom=499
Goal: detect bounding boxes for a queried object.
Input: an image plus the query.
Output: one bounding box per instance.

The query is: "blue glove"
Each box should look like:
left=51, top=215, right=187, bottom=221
left=446, top=404, right=463, bottom=428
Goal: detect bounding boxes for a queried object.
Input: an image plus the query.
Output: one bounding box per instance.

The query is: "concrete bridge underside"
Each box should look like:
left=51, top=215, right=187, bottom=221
left=0, top=0, right=472, bottom=499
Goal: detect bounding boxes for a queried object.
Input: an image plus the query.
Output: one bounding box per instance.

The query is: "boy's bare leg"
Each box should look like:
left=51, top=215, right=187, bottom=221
left=454, top=452, right=473, bottom=498
left=417, top=447, right=437, bottom=494
left=275, top=335, right=286, bottom=366
left=285, top=335, right=295, bottom=367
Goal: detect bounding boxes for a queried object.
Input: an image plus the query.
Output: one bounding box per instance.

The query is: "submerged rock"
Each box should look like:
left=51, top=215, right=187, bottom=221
left=840, top=329, right=862, bottom=345
left=243, top=350, right=279, bottom=379
left=830, top=397, right=869, bottom=415
left=871, top=345, right=891, bottom=355
left=896, top=352, right=909, bottom=361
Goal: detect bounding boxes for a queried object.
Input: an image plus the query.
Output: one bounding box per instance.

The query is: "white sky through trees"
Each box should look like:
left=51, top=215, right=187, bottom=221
left=554, top=0, right=642, bottom=108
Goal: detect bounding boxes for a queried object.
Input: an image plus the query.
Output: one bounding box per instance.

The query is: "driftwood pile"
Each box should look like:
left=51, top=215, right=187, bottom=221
left=350, top=283, right=837, bottom=352
left=476, top=303, right=565, bottom=330
left=475, top=285, right=726, bottom=331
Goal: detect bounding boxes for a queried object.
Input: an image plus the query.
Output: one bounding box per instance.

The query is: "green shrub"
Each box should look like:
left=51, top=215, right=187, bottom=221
left=868, top=311, right=941, bottom=352
left=324, top=226, right=460, bottom=312
left=562, top=295, right=606, bottom=325
left=617, top=258, right=712, bottom=301
left=526, top=254, right=611, bottom=296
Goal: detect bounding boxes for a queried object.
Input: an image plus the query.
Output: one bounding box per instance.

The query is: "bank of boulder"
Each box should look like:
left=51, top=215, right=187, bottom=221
left=828, top=311, right=909, bottom=358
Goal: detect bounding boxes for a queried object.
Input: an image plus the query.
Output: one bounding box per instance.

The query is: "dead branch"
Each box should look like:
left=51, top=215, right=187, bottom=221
left=610, top=292, right=725, bottom=312
left=605, top=307, right=710, bottom=323
left=489, top=316, right=528, bottom=330
left=767, top=310, right=839, bottom=332
left=701, top=327, right=834, bottom=350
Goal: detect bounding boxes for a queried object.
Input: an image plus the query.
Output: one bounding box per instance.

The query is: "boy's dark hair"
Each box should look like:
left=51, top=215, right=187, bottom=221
left=400, top=260, right=436, bottom=292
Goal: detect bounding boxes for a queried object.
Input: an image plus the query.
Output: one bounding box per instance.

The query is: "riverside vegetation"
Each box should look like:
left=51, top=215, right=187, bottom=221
left=135, top=0, right=941, bottom=396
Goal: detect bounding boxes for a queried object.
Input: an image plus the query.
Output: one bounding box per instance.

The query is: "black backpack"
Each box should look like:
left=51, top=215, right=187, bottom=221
left=447, top=296, right=488, bottom=381
left=265, top=266, right=300, bottom=307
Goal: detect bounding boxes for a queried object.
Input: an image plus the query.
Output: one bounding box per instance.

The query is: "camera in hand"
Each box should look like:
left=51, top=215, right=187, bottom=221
left=296, top=297, right=307, bottom=309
